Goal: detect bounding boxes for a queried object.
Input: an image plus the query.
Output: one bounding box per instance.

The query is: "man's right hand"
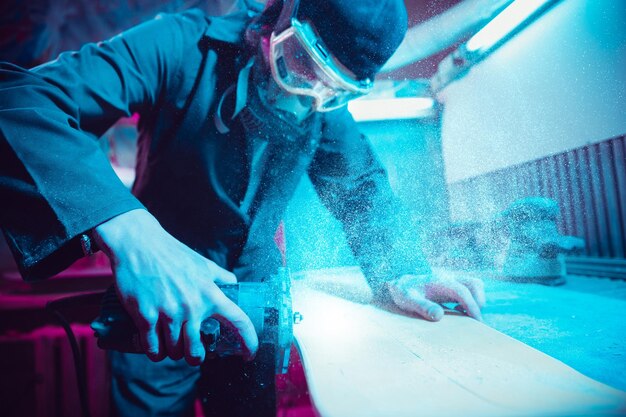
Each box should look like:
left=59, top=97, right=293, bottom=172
left=92, top=209, right=259, bottom=366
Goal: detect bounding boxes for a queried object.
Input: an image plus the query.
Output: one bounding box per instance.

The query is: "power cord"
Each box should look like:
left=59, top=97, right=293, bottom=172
left=46, top=294, right=103, bottom=417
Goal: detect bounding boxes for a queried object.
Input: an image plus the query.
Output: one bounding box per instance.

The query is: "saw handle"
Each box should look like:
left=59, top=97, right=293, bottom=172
left=91, top=286, right=244, bottom=356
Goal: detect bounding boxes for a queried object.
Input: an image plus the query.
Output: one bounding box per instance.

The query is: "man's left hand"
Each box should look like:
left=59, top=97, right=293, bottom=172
left=385, top=273, right=485, bottom=321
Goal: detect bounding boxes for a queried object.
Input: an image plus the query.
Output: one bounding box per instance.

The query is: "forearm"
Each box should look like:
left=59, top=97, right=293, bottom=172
left=311, top=111, right=432, bottom=293
left=311, top=160, right=431, bottom=293
left=0, top=63, right=144, bottom=279
left=343, top=197, right=432, bottom=295
left=0, top=10, right=193, bottom=278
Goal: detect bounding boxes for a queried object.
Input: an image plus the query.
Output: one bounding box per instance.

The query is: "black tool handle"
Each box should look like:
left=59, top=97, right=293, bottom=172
left=91, top=285, right=242, bottom=356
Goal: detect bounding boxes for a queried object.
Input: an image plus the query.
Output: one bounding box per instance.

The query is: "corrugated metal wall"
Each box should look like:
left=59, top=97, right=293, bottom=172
left=448, top=135, right=626, bottom=259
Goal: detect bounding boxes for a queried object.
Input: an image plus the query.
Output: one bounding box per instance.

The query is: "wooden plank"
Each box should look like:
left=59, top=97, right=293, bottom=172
left=292, top=269, right=626, bottom=417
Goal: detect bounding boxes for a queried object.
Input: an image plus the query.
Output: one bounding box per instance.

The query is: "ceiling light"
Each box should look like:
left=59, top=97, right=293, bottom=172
left=348, top=97, right=436, bottom=122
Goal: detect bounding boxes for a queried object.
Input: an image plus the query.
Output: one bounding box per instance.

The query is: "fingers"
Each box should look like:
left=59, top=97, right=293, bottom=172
left=134, top=302, right=186, bottom=362
left=115, top=251, right=248, bottom=366
left=388, top=285, right=444, bottom=321
left=143, top=326, right=162, bottom=360
left=457, top=276, right=486, bottom=308
left=162, top=317, right=185, bottom=361
left=405, top=294, right=445, bottom=322
left=439, top=281, right=483, bottom=321
left=136, top=310, right=166, bottom=362
left=388, top=274, right=485, bottom=322
left=183, top=320, right=204, bottom=366
left=210, top=289, right=259, bottom=360
left=210, top=262, right=237, bottom=285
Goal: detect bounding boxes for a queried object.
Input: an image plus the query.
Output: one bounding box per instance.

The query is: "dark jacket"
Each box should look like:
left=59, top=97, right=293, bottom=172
left=0, top=9, right=428, bottom=292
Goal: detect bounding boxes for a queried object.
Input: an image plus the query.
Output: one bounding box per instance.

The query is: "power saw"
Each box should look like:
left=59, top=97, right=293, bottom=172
left=90, top=267, right=296, bottom=374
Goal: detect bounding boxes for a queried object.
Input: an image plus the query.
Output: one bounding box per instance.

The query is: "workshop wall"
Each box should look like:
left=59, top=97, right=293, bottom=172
left=437, top=0, right=626, bottom=263
left=448, top=135, right=626, bottom=259
left=440, top=0, right=626, bottom=183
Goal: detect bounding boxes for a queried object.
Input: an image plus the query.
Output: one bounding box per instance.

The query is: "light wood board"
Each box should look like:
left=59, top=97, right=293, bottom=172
left=291, top=268, right=626, bottom=417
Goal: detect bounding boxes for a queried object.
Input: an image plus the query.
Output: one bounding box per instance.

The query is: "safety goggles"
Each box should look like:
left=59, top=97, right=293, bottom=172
left=269, top=18, right=373, bottom=112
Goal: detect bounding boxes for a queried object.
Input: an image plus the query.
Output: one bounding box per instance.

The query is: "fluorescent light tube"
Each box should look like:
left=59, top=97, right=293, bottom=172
left=466, top=0, right=554, bottom=53
left=348, top=97, right=435, bottom=122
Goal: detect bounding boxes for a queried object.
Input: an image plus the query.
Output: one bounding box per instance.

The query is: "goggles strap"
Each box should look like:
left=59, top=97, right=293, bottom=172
left=274, top=0, right=300, bottom=35
left=234, top=57, right=256, bottom=119
left=213, top=57, right=255, bottom=134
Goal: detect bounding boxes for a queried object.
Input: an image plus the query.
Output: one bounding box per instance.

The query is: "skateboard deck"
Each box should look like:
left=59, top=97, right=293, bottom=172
left=291, top=267, right=626, bottom=417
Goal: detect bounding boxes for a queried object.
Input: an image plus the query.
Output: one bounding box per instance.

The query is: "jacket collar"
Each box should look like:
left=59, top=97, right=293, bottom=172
left=204, top=10, right=254, bottom=45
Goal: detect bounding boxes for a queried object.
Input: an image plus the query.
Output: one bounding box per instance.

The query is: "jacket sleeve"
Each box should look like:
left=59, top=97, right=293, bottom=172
left=0, top=11, right=197, bottom=281
left=308, top=108, right=431, bottom=295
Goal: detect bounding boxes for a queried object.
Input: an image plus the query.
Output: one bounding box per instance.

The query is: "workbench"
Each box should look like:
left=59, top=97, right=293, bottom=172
left=291, top=267, right=626, bottom=417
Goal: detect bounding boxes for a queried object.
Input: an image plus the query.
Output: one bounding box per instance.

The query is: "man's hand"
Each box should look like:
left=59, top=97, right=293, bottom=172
left=386, top=273, right=485, bottom=321
left=93, top=209, right=259, bottom=366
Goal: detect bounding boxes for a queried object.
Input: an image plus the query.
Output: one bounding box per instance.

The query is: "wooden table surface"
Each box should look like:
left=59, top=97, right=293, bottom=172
left=291, top=268, right=626, bottom=417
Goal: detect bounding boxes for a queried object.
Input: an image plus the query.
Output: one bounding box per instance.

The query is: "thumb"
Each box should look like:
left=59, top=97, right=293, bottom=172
left=211, top=292, right=259, bottom=359
left=207, top=261, right=238, bottom=285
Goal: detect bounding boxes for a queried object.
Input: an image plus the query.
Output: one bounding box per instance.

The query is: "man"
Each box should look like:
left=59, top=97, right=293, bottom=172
left=0, top=0, right=485, bottom=415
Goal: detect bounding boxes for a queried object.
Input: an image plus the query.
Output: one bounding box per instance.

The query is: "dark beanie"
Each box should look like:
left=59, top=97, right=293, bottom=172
left=297, top=0, right=408, bottom=80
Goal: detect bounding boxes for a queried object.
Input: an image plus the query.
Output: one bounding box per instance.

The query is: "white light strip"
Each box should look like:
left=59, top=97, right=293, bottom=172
left=466, top=0, right=553, bottom=53
left=347, top=97, right=435, bottom=122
